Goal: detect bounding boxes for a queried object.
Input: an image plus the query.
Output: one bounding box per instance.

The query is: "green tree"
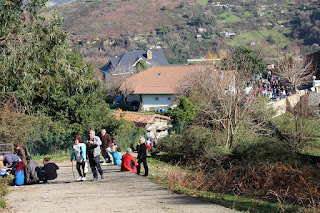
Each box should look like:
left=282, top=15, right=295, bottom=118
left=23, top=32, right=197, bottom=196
left=221, top=47, right=266, bottom=77
left=136, top=59, right=149, bottom=72
left=0, top=0, right=114, bottom=134
left=171, top=96, right=197, bottom=124
left=156, top=25, right=172, bottom=35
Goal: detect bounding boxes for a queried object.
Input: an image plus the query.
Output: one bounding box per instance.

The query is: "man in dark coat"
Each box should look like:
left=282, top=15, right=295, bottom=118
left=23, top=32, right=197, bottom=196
left=14, top=143, right=31, bottom=164
left=136, top=136, right=148, bottom=176
left=101, top=129, right=112, bottom=164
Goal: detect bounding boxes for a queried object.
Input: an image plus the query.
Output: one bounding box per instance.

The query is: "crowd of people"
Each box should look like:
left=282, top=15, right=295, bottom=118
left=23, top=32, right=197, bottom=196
left=0, top=145, right=59, bottom=185
left=70, top=129, right=149, bottom=181
left=245, top=72, right=294, bottom=101
left=0, top=129, right=151, bottom=185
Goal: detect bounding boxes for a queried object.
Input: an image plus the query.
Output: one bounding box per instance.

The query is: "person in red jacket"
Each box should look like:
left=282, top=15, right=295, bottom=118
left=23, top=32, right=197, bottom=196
left=121, top=148, right=137, bottom=173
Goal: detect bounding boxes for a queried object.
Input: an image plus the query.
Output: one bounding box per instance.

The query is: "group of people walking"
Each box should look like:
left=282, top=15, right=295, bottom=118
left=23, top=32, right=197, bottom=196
left=71, top=129, right=149, bottom=181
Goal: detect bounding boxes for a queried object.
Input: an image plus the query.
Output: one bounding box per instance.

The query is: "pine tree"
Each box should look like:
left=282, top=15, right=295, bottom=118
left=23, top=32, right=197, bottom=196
left=0, top=0, right=114, bottom=134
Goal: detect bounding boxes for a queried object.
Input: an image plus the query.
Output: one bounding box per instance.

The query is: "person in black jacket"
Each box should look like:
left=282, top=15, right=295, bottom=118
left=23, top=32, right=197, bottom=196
left=42, top=157, right=59, bottom=181
left=136, top=136, right=148, bottom=176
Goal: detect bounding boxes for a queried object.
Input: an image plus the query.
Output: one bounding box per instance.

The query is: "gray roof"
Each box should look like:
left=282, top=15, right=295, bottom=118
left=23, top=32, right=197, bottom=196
left=99, top=50, right=170, bottom=73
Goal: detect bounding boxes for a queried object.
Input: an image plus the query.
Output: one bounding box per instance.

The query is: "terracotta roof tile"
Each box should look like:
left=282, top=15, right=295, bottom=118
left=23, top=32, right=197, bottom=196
left=120, top=65, right=214, bottom=94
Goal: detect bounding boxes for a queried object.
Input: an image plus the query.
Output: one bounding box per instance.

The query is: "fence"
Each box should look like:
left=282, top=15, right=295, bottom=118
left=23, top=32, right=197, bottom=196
left=27, top=131, right=146, bottom=156
left=168, top=123, right=185, bottom=135
left=117, top=131, right=146, bottom=151
left=0, top=143, right=13, bottom=155
left=28, top=133, right=75, bottom=156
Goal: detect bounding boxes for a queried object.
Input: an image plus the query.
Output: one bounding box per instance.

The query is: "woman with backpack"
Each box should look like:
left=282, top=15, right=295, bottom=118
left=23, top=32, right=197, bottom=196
left=71, top=137, right=87, bottom=181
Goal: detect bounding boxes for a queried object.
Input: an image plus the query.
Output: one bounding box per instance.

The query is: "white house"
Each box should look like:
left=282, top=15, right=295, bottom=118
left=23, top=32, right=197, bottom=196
left=119, top=65, right=235, bottom=111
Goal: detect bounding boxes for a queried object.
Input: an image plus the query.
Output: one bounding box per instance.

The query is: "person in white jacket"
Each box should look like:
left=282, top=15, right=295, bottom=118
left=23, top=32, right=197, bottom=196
left=71, top=137, right=87, bottom=181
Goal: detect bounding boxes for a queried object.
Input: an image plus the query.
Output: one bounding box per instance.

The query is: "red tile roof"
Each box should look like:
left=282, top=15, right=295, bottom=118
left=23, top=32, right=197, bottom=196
left=120, top=65, right=215, bottom=94
left=114, top=112, right=170, bottom=128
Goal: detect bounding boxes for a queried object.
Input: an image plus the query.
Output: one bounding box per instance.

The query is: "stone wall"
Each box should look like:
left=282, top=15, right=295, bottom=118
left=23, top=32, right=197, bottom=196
left=271, top=90, right=307, bottom=116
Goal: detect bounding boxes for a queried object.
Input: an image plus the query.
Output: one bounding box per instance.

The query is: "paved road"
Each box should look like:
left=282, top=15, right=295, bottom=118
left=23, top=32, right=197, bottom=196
left=5, top=162, right=237, bottom=213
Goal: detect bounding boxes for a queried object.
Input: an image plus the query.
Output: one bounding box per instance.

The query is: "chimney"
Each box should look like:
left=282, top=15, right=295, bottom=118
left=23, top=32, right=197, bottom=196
left=146, top=50, right=152, bottom=59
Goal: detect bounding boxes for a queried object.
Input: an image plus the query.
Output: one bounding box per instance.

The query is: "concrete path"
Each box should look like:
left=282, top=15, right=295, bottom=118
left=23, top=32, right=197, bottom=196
left=5, top=162, right=237, bottom=213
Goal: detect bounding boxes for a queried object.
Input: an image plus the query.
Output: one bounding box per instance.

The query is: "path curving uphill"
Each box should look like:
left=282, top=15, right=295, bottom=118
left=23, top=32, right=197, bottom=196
left=6, top=162, right=237, bottom=213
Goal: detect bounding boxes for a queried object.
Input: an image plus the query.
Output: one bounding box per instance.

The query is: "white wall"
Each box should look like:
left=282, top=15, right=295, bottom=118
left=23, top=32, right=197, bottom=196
left=141, top=94, right=174, bottom=111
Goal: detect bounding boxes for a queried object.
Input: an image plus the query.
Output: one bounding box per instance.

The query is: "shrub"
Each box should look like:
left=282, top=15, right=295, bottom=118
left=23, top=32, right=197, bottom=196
left=160, top=125, right=217, bottom=160
left=0, top=176, right=14, bottom=208
left=232, top=137, right=297, bottom=165
left=171, top=96, right=197, bottom=124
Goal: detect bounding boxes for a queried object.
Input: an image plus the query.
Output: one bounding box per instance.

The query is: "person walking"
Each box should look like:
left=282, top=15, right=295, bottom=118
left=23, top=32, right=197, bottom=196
left=101, top=129, right=112, bottom=164
left=136, top=136, right=148, bottom=176
left=71, top=137, right=87, bottom=181
left=86, top=130, right=104, bottom=181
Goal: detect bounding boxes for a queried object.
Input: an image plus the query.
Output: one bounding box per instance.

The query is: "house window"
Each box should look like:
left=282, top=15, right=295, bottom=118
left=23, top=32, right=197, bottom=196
left=168, top=97, right=172, bottom=101
left=155, top=97, right=159, bottom=101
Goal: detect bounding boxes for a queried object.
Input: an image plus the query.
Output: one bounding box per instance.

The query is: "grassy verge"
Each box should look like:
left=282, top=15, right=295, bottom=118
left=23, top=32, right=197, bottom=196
left=31, top=150, right=71, bottom=163
left=147, top=157, right=300, bottom=213
left=0, top=175, right=14, bottom=208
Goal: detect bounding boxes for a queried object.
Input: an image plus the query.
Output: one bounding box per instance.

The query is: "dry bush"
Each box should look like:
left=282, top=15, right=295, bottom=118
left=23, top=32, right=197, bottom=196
left=211, top=163, right=320, bottom=209
left=166, top=163, right=214, bottom=194
left=164, top=160, right=320, bottom=211
left=0, top=98, right=53, bottom=145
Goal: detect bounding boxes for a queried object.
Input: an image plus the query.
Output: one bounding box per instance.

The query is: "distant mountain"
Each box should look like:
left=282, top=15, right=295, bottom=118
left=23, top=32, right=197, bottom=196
left=45, top=0, right=320, bottom=62
left=46, top=0, right=185, bottom=40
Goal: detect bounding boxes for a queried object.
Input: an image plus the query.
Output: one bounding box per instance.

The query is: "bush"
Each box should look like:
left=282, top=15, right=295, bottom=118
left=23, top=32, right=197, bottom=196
left=171, top=96, right=197, bottom=124
left=232, top=137, right=297, bottom=165
left=161, top=125, right=217, bottom=160
left=0, top=176, right=14, bottom=208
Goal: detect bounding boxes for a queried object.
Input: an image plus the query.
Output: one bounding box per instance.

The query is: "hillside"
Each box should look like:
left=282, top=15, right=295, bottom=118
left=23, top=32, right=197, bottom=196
left=47, top=0, right=185, bottom=39
left=46, top=0, right=320, bottom=63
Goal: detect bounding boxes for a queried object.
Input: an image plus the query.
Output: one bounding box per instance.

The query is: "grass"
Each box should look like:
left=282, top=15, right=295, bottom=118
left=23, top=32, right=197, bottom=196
left=218, top=10, right=242, bottom=24
left=300, top=138, right=320, bottom=157
left=196, top=0, right=208, bottom=6
left=229, top=29, right=292, bottom=48
left=147, top=156, right=300, bottom=213
left=31, top=150, right=71, bottom=163
left=0, top=176, right=14, bottom=208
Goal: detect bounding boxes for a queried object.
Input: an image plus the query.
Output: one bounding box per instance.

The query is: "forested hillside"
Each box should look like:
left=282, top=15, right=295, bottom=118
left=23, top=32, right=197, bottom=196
left=46, top=0, right=320, bottom=64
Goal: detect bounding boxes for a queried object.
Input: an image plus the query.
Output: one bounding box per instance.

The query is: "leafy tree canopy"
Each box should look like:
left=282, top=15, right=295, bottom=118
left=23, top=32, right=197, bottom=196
left=171, top=96, right=197, bottom=124
left=0, top=0, right=114, bottom=134
left=221, top=47, right=266, bottom=77
left=156, top=25, right=172, bottom=35
left=136, top=59, right=149, bottom=72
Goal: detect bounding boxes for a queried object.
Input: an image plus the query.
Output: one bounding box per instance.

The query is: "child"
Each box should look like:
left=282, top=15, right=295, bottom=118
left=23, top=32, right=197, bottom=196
left=42, top=157, right=59, bottom=182
left=71, top=137, right=87, bottom=181
left=110, top=137, right=117, bottom=148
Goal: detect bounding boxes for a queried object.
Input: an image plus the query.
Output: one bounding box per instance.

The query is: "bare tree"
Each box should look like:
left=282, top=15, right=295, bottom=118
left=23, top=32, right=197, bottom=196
left=275, top=49, right=315, bottom=92
left=183, top=66, right=275, bottom=148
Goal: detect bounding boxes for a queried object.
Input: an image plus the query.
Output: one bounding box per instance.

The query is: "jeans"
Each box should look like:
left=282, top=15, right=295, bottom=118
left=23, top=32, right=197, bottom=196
left=102, top=148, right=111, bottom=162
left=89, top=155, right=103, bottom=178
left=76, top=162, right=86, bottom=177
